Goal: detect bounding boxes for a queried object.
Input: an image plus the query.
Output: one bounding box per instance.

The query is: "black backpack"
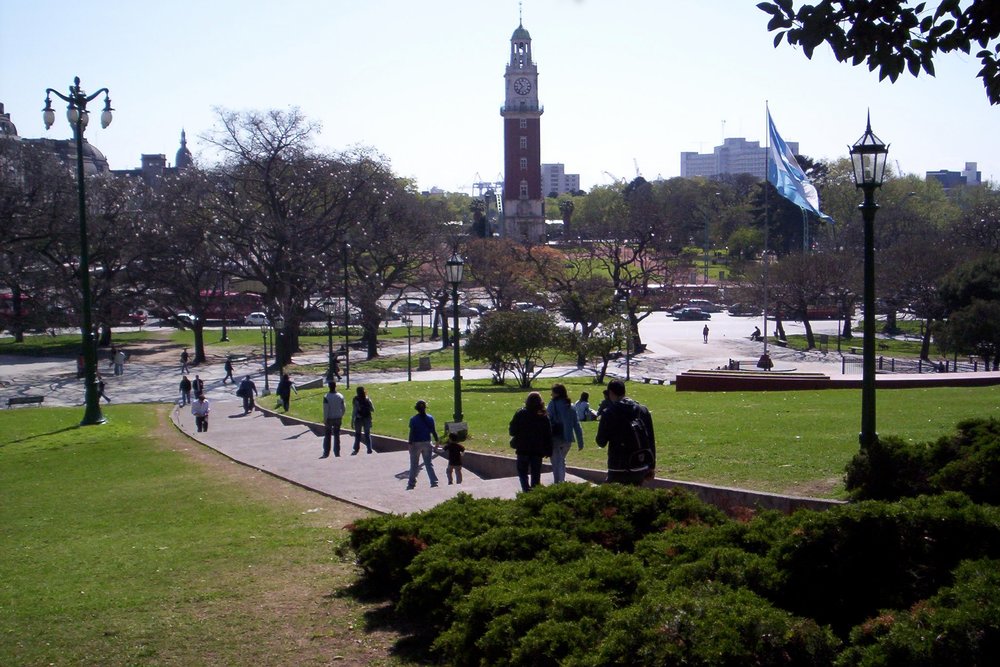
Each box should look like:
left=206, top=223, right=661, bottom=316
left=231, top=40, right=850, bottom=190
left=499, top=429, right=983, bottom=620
left=357, top=398, right=372, bottom=419
left=623, top=403, right=654, bottom=470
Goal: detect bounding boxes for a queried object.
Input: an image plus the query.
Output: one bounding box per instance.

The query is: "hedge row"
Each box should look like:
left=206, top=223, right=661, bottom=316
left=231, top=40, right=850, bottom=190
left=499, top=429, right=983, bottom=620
left=346, top=482, right=1000, bottom=665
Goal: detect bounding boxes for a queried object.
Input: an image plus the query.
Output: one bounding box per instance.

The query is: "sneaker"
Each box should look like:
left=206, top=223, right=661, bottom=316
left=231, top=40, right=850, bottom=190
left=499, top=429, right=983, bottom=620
left=319, top=454, right=329, bottom=459
left=430, top=482, right=439, bottom=488
left=405, top=485, right=415, bottom=491
left=351, top=450, right=359, bottom=456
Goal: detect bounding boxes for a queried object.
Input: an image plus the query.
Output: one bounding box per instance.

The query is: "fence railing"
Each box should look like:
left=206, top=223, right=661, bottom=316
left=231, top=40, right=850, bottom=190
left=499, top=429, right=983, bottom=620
left=840, top=355, right=992, bottom=375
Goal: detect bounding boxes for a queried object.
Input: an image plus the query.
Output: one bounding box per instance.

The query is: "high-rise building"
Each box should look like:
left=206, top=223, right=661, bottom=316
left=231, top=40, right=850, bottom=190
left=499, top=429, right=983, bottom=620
left=680, top=136, right=799, bottom=180
left=501, top=20, right=545, bottom=243
left=541, top=163, right=580, bottom=197
left=926, top=162, right=982, bottom=190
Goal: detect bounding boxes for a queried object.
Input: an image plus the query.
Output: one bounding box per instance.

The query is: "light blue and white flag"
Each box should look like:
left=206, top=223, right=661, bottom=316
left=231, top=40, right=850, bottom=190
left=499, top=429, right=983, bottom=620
left=767, top=110, right=833, bottom=223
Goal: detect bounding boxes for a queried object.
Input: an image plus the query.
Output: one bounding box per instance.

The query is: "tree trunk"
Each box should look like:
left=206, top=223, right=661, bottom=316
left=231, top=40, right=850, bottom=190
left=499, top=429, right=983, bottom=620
left=842, top=312, right=853, bottom=340
left=193, top=325, right=206, bottom=364
left=803, top=318, right=815, bottom=349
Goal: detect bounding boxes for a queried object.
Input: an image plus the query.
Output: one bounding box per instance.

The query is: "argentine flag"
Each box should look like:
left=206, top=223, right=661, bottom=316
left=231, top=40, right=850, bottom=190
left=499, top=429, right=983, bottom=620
left=767, top=110, right=833, bottom=223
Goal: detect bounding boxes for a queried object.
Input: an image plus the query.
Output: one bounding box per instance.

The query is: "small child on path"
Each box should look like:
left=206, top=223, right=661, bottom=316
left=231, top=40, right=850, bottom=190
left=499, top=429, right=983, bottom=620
left=442, top=432, right=465, bottom=485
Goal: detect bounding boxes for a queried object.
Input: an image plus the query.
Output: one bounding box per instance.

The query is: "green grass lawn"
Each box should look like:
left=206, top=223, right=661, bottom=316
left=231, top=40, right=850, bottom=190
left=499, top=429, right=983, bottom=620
left=284, top=379, right=1000, bottom=498
left=0, top=405, right=391, bottom=666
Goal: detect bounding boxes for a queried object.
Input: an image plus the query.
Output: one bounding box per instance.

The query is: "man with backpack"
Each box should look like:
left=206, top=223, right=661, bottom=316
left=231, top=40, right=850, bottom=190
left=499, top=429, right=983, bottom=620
left=595, top=379, right=656, bottom=485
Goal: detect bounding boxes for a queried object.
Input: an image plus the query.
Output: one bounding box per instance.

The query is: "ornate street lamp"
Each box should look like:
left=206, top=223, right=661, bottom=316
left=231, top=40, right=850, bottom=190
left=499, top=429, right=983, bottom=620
left=848, top=113, right=889, bottom=450
left=42, top=77, right=113, bottom=426
left=445, top=252, right=465, bottom=423
left=402, top=316, right=413, bottom=381
left=324, top=300, right=337, bottom=383
left=343, top=242, right=351, bottom=389
left=260, top=320, right=271, bottom=396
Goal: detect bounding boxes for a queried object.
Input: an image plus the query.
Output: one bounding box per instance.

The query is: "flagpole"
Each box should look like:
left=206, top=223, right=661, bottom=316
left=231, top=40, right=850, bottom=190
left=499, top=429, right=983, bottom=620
left=762, top=102, right=770, bottom=357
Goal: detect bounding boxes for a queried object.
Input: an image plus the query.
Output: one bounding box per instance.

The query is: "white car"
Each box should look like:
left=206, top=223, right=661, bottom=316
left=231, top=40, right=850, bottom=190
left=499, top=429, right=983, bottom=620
left=244, top=312, right=269, bottom=326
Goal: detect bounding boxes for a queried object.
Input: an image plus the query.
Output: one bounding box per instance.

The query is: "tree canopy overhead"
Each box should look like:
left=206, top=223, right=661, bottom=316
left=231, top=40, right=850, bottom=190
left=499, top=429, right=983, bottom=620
left=758, top=0, right=1000, bottom=105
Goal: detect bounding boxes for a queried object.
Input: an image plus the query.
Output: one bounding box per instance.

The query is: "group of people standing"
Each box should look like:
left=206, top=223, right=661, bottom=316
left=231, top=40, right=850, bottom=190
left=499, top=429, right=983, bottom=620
left=319, top=383, right=376, bottom=458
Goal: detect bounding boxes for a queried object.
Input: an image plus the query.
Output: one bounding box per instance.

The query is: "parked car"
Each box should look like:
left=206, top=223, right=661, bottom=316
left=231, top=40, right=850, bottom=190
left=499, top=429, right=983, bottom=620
left=175, top=312, right=199, bottom=327
left=685, top=299, right=724, bottom=313
left=127, top=311, right=148, bottom=326
left=244, top=312, right=269, bottom=326
left=454, top=303, right=481, bottom=317
left=514, top=302, right=545, bottom=313
left=673, top=307, right=711, bottom=321
left=397, top=301, right=432, bottom=315
left=728, top=302, right=761, bottom=316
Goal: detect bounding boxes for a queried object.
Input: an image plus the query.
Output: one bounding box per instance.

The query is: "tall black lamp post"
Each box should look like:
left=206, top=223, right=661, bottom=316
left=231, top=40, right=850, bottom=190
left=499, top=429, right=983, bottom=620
left=43, top=77, right=113, bottom=426
left=402, top=316, right=413, bottom=381
left=343, top=242, right=351, bottom=389
left=260, top=320, right=271, bottom=396
left=848, top=114, right=889, bottom=449
left=324, top=300, right=336, bottom=383
left=445, top=252, right=465, bottom=423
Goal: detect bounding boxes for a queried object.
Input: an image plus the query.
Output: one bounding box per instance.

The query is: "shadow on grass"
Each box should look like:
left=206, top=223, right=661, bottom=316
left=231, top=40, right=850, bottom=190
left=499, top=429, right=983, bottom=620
left=334, top=581, right=437, bottom=664
left=0, top=424, right=88, bottom=447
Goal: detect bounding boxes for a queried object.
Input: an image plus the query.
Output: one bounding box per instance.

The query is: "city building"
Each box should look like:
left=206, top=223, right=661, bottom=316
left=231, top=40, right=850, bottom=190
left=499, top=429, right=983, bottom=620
left=680, top=136, right=799, bottom=180
left=926, top=162, right=982, bottom=190
left=541, top=163, right=580, bottom=197
left=112, top=130, right=193, bottom=186
left=501, top=20, right=546, bottom=243
left=1, top=102, right=110, bottom=174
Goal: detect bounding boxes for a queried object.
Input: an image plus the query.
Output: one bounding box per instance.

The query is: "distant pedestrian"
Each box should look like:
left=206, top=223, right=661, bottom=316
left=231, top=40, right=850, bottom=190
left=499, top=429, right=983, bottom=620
left=442, top=432, right=465, bottom=485
left=179, top=375, right=192, bottom=406
left=703, top=325, right=710, bottom=344
left=114, top=347, right=127, bottom=376
left=192, top=374, right=204, bottom=398
left=321, top=382, right=346, bottom=458
left=191, top=394, right=210, bottom=432
left=508, top=391, right=553, bottom=492
left=406, top=400, right=440, bottom=489
left=547, top=383, right=584, bottom=484
left=351, top=386, right=375, bottom=454
left=757, top=352, right=774, bottom=371
left=331, top=356, right=341, bottom=381
left=276, top=373, right=297, bottom=411
left=596, top=379, right=656, bottom=486
left=180, top=348, right=190, bottom=374
left=236, top=375, right=257, bottom=414
left=596, top=389, right=612, bottom=419
left=97, top=375, right=111, bottom=403
left=223, top=357, right=234, bottom=384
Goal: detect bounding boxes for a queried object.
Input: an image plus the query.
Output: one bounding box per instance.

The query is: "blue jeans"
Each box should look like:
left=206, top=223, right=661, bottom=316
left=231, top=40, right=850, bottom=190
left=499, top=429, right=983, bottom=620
left=353, top=418, right=372, bottom=453
left=407, top=441, right=438, bottom=488
left=550, top=439, right=571, bottom=483
left=516, top=453, right=543, bottom=491
left=323, top=418, right=342, bottom=457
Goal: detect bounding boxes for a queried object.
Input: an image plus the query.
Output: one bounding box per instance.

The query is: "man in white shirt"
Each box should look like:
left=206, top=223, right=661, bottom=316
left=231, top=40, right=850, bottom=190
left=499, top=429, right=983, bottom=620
left=191, top=394, right=210, bottom=433
left=321, top=382, right=347, bottom=458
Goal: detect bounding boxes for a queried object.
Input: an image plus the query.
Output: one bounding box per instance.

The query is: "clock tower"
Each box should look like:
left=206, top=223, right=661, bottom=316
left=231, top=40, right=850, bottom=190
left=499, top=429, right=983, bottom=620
left=501, top=20, right=545, bottom=243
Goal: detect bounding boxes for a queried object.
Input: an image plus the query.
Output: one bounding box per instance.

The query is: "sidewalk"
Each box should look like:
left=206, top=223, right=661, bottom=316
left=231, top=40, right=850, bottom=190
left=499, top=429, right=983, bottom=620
left=171, top=398, right=575, bottom=514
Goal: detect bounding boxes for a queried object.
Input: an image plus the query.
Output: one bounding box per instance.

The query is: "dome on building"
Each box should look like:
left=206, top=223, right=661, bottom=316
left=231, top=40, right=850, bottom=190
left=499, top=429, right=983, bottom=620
left=0, top=102, right=19, bottom=137
left=511, top=22, right=530, bottom=41
left=175, top=129, right=193, bottom=170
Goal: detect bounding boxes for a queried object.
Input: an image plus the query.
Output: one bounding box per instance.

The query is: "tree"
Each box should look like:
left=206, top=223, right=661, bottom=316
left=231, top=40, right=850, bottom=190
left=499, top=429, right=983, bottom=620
left=759, top=0, right=1000, bottom=105
left=464, top=311, right=569, bottom=388
left=939, top=254, right=1000, bottom=369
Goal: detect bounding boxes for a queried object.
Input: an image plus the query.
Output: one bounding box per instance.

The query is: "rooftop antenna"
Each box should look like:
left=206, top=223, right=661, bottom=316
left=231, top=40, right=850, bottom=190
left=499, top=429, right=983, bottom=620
left=519, top=0, right=523, bottom=24
left=721, top=119, right=726, bottom=142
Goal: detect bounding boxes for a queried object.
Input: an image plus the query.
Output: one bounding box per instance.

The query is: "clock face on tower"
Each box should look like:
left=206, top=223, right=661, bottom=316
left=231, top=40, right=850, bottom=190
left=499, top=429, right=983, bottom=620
left=513, top=77, right=532, bottom=95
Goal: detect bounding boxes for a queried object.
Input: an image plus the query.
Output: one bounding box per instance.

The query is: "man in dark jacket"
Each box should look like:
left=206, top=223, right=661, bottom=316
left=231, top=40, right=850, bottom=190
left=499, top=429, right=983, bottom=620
left=595, top=379, right=656, bottom=485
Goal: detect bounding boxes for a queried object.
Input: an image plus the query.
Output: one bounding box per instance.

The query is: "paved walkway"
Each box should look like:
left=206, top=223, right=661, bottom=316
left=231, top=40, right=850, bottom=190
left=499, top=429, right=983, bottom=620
left=171, top=398, right=592, bottom=514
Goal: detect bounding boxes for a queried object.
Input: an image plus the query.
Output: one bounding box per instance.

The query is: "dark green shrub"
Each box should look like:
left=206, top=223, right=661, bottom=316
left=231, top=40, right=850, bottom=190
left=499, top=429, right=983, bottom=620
left=769, top=494, right=1000, bottom=636
left=433, top=549, right=645, bottom=666
left=845, top=434, right=936, bottom=500
left=347, top=493, right=517, bottom=594
left=846, top=418, right=1000, bottom=503
left=839, top=559, right=1000, bottom=666
left=585, top=581, right=840, bottom=667
left=511, top=482, right=728, bottom=552
left=397, top=526, right=584, bottom=629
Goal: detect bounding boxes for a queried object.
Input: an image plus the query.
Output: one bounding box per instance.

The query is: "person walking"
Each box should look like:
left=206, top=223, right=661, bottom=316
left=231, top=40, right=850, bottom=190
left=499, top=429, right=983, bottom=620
left=547, top=383, right=584, bottom=484
left=236, top=375, right=257, bottom=414
left=179, top=375, right=192, bottom=406
left=96, top=375, right=111, bottom=403
left=222, top=357, right=235, bottom=384
left=406, top=400, right=440, bottom=490
left=442, top=432, right=465, bottom=485
left=595, top=379, right=656, bottom=486
left=180, top=348, right=190, bottom=374
left=276, top=373, right=297, bottom=411
left=703, top=325, right=710, bottom=344
left=508, top=391, right=553, bottom=492
left=191, top=374, right=204, bottom=398
left=114, top=347, right=127, bottom=376
left=320, top=381, right=346, bottom=458
left=351, top=386, right=375, bottom=454
left=191, top=393, right=211, bottom=432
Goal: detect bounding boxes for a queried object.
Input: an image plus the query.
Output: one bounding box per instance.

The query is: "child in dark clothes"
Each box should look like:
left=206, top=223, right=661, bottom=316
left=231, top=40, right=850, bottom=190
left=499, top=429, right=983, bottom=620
left=442, top=432, right=466, bottom=485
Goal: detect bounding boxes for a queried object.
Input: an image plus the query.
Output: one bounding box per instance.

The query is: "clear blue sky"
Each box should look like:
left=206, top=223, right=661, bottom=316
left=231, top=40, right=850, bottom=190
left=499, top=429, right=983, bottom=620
left=2, top=0, right=996, bottom=193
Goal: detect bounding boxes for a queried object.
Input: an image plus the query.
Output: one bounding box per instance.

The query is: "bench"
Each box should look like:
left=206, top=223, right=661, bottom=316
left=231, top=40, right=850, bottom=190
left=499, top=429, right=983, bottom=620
left=641, top=377, right=668, bottom=385
left=7, top=395, right=44, bottom=408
